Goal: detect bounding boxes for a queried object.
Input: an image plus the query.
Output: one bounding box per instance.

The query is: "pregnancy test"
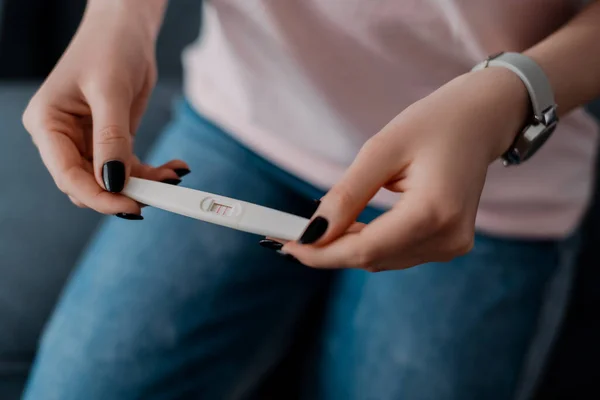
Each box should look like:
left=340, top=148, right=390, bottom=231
left=122, top=177, right=310, bottom=241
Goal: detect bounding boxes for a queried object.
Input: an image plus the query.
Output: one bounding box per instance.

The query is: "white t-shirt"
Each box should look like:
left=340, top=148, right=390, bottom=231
left=183, top=0, right=599, bottom=238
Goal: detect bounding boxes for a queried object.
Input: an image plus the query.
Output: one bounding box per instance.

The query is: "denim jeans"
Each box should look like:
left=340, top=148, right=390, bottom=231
left=23, top=99, right=580, bottom=400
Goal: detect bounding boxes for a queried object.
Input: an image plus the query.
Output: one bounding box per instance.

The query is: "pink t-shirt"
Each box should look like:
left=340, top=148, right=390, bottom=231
left=183, top=0, right=598, bottom=238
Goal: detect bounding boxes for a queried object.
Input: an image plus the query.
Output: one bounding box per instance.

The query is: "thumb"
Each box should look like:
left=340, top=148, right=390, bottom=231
left=89, top=89, right=133, bottom=193
left=299, top=140, right=396, bottom=246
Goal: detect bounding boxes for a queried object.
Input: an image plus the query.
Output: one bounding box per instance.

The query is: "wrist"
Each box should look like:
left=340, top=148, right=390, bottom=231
left=86, top=0, right=168, bottom=41
left=471, top=67, right=531, bottom=162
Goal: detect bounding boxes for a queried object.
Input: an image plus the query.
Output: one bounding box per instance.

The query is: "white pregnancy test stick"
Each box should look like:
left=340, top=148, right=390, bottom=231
left=122, top=177, right=310, bottom=241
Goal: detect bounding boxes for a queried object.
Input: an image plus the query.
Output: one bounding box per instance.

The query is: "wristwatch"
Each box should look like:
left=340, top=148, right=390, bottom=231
left=471, top=52, right=558, bottom=166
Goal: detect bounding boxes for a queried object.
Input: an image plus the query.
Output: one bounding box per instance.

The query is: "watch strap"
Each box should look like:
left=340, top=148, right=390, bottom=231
left=471, top=52, right=555, bottom=121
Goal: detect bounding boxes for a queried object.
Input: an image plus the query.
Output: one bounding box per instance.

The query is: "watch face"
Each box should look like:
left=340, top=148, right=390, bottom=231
left=505, top=116, right=557, bottom=165
left=521, top=123, right=557, bottom=162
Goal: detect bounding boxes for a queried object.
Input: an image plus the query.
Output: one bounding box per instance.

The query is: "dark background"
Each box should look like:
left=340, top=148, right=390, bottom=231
left=0, top=0, right=598, bottom=398
left=0, top=0, right=201, bottom=82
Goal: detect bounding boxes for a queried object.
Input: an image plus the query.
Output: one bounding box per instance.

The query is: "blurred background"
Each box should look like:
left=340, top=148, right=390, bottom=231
left=0, top=1, right=598, bottom=399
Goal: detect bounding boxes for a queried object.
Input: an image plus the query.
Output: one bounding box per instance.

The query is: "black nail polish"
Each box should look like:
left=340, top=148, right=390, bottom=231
left=299, top=216, right=328, bottom=244
left=174, top=168, right=191, bottom=178
left=103, top=160, right=126, bottom=193
left=161, top=178, right=182, bottom=186
left=115, top=213, right=144, bottom=220
left=283, top=254, right=303, bottom=265
left=259, top=239, right=283, bottom=251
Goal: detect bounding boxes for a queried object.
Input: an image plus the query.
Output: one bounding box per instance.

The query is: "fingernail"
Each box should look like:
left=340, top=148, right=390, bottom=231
left=258, top=240, right=304, bottom=265
left=161, top=178, right=182, bottom=186
left=115, top=213, right=144, bottom=221
left=103, top=160, right=126, bottom=193
left=259, top=239, right=283, bottom=251
left=174, top=168, right=191, bottom=178
left=299, top=216, right=328, bottom=244
left=283, top=254, right=303, bottom=265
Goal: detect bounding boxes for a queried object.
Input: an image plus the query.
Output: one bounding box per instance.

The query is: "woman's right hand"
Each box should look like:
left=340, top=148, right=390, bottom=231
left=22, top=0, right=186, bottom=218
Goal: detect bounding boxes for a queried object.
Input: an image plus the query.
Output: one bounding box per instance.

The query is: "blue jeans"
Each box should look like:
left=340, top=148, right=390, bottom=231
left=23, top=99, right=580, bottom=400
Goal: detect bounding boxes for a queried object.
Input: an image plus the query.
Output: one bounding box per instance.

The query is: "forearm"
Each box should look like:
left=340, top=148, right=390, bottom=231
left=525, top=1, right=600, bottom=116
left=86, top=0, right=168, bottom=41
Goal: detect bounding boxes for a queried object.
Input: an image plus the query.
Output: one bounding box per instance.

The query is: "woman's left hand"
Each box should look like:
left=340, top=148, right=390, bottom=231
left=281, top=67, right=530, bottom=272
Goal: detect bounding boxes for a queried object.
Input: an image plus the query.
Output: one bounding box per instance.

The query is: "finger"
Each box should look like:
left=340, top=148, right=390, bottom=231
left=79, top=115, right=94, bottom=160
left=157, top=159, right=191, bottom=177
left=266, top=222, right=366, bottom=246
left=300, top=136, right=403, bottom=246
left=87, top=86, right=133, bottom=193
left=34, top=129, right=141, bottom=215
left=284, top=231, right=366, bottom=269
left=63, top=166, right=141, bottom=215
left=69, top=195, right=86, bottom=208
left=130, top=158, right=191, bottom=182
left=81, top=158, right=94, bottom=175
left=284, top=194, right=435, bottom=270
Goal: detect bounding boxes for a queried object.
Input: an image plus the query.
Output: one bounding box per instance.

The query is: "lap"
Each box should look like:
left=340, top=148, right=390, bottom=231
left=23, top=101, right=330, bottom=400
left=23, top=100, right=581, bottom=400
left=306, top=233, right=578, bottom=400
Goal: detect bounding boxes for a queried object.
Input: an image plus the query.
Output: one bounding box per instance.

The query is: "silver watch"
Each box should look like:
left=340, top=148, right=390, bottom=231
left=472, top=52, right=558, bottom=166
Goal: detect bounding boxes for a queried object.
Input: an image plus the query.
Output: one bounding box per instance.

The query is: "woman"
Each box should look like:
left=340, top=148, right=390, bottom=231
left=21, top=0, right=600, bottom=399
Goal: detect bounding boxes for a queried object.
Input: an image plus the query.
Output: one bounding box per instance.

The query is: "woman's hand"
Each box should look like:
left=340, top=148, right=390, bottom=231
left=282, top=67, right=530, bottom=272
left=22, top=0, right=185, bottom=217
